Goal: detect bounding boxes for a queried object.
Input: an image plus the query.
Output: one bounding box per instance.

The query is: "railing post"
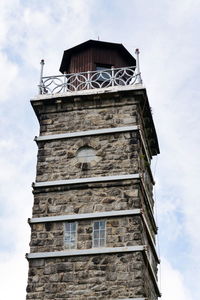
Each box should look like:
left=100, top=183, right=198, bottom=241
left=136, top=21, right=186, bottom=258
left=111, top=66, right=114, bottom=87
left=38, top=59, right=45, bottom=94
left=135, top=49, right=143, bottom=84
left=63, top=71, right=67, bottom=93
left=87, top=71, right=90, bottom=90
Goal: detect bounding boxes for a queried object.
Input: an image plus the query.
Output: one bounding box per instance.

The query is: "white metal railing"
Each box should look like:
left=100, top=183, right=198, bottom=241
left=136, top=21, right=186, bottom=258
left=38, top=49, right=142, bottom=95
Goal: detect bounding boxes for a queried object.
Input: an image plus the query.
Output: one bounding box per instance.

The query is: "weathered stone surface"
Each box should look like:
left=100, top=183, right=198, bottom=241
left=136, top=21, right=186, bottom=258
left=36, top=132, right=140, bottom=182
left=39, top=97, right=138, bottom=136
left=27, top=91, right=159, bottom=300
left=30, top=216, right=142, bottom=253
left=32, top=182, right=141, bottom=216
left=27, top=253, right=147, bottom=300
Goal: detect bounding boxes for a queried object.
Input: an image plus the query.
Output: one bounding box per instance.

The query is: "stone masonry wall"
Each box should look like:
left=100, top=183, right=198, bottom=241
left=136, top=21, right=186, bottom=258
left=32, top=181, right=156, bottom=241
left=32, top=181, right=140, bottom=218
left=36, top=131, right=139, bottom=182
left=140, top=221, right=158, bottom=275
left=30, top=216, right=142, bottom=253
left=38, top=96, right=139, bottom=136
left=139, top=188, right=156, bottom=241
left=27, top=252, right=147, bottom=300
left=28, top=90, right=159, bottom=300
left=30, top=180, right=158, bottom=276
left=144, top=261, right=158, bottom=300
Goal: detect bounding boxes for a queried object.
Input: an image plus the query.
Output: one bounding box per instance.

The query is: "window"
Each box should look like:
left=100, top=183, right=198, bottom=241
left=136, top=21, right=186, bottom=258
left=93, top=220, right=106, bottom=247
left=64, top=222, right=77, bottom=249
left=76, top=146, right=96, bottom=163
left=96, top=64, right=112, bottom=82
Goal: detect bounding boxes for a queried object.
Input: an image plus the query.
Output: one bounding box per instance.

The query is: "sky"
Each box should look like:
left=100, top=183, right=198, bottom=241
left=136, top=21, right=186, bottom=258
left=0, top=0, right=200, bottom=299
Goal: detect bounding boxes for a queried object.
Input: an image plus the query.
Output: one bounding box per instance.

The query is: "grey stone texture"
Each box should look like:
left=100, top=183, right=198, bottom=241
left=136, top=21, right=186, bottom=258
left=32, top=181, right=156, bottom=243
left=26, top=253, right=156, bottom=300
left=30, top=216, right=142, bottom=253
left=27, top=89, right=160, bottom=300
left=38, top=96, right=138, bottom=136
left=36, top=132, right=139, bottom=182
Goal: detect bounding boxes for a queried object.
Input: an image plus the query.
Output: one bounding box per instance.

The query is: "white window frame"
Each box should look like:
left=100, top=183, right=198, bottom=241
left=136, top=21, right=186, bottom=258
left=93, top=220, right=106, bottom=248
left=64, top=221, right=77, bottom=249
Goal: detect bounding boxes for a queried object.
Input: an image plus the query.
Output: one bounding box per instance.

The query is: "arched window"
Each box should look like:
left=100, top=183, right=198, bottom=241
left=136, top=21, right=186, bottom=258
left=76, top=146, right=97, bottom=163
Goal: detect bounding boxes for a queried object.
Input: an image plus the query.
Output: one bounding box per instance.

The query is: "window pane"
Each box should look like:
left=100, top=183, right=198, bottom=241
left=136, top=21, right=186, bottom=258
left=70, top=232, right=75, bottom=241
left=71, top=222, right=76, bottom=231
left=65, top=233, right=70, bottom=241
left=65, top=223, right=71, bottom=231
left=99, top=221, right=105, bottom=229
left=100, top=238, right=105, bottom=247
left=64, top=222, right=76, bottom=249
left=94, top=231, right=99, bottom=239
left=100, top=230, right=105, bottom=239
left=94, top=222, right=99, bottom=230
left=71, top=223, right=76, bottom=231
left=93, top=239, right=99, bottom=247
left=93, top=221, right=106, bottom=248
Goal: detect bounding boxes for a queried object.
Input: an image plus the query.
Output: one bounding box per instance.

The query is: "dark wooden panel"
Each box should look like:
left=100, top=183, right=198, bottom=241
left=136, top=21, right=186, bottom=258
left=68, top=48, right=93, bottom=73
left=67, top=46, right=132, bottom=74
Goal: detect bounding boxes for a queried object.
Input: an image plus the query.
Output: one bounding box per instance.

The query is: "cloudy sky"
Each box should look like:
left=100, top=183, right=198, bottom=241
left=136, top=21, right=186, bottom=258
left=0, top=0, right=200, bottom=299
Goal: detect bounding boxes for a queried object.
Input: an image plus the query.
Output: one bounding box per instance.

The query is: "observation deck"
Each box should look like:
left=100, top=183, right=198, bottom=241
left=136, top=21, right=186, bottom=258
left=38, top=49, right=142, bottom=96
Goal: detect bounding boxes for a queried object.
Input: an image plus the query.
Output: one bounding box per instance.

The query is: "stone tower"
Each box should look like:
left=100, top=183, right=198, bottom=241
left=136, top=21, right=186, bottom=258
left=26, top=40, right=160, bottom=300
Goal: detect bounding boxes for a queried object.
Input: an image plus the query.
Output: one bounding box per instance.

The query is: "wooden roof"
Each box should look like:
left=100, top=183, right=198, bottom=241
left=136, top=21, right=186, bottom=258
left=59, top=39, right=136, bottom=73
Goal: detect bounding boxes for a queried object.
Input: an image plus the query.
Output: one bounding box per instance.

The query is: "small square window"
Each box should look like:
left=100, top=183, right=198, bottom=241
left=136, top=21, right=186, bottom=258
left=93, top=220, right=106, bottom=248
left=64, top=222, right=77, bottom=249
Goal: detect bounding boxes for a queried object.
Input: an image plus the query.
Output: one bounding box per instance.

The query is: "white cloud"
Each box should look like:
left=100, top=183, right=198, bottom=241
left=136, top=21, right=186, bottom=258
left=0, top=52, right=19, bottom=102
left=0, top=0, right=200, bottom=299
left=160, top=257, right=193, bottom=300
left=0, top=252, right=28, bottom=300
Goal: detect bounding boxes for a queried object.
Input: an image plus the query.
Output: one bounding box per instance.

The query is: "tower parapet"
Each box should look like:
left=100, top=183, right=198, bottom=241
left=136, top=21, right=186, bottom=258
left=38, top=40, right=142, bottom=95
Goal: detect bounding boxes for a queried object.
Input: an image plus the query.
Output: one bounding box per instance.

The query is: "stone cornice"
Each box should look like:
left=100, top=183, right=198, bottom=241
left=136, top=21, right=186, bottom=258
left=28, top=209, right=141, bottom=224
left=34, top=125, right=139, bottom=142
left=33, top=173, right=140, bottom=188
left=31, top=84, right=145, bottom=102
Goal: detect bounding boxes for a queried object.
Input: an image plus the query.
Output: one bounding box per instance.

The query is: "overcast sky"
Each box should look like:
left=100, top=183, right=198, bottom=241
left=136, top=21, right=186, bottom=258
left=0, top=0, right=200, bottom=299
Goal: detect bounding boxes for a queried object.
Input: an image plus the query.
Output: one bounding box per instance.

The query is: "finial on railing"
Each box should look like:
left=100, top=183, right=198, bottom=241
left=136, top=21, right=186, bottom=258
left=135, top=48, right=143, bottom=84
left=38, top=59, right=45, bottom=94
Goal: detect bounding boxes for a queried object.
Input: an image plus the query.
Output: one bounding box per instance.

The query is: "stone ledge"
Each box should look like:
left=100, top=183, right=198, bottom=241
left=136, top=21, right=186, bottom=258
left=26, top=245, right=145, bottom=259
left=33, top=173, right=141, bottom=188
left=35, top=125, right=139, bottom=142
left=31, top=84, right=145, bottom=101
left=28, top=209, right=141, bottom=223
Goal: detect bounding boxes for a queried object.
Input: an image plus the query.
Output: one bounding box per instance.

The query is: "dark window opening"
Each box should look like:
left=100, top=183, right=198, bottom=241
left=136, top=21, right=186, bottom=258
left=95, top=64, right=112, bottom=84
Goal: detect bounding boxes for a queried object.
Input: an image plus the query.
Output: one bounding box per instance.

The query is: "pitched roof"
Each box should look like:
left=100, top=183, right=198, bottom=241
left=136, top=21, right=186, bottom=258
left=59, top=39, right=136, bottom=73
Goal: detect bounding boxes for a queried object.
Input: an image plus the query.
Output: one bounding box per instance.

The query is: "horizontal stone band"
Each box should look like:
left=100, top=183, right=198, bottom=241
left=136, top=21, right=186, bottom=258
left=33, top=173, right=140, bottom=188
left=31, top=84, right=144, bottom=101
left=35, top=125, right=139, bottom=142
left=28, top=209, right=141, bottom=224
left=26, top=245, right=145, bottom=259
